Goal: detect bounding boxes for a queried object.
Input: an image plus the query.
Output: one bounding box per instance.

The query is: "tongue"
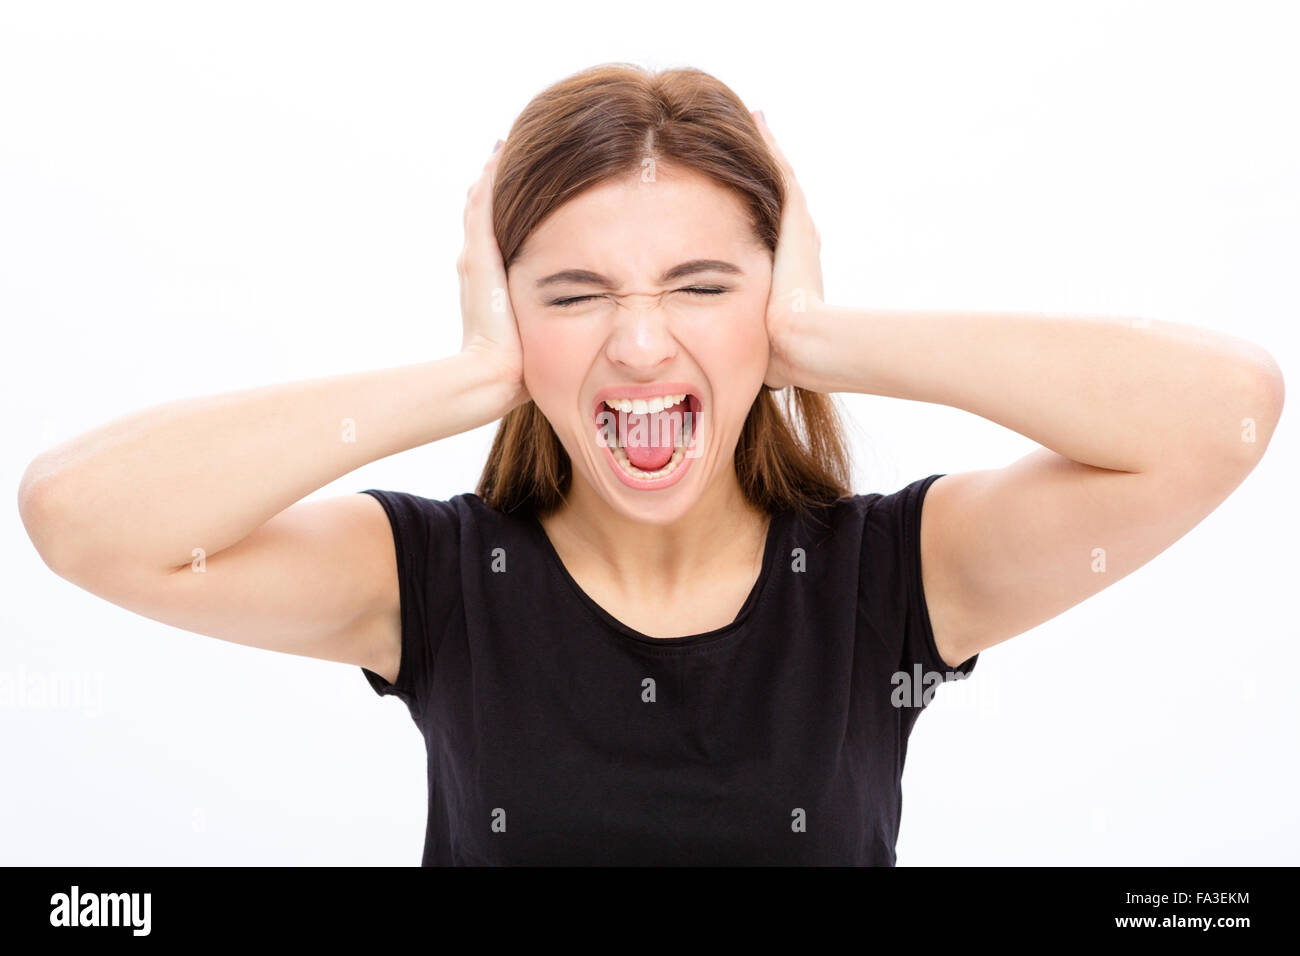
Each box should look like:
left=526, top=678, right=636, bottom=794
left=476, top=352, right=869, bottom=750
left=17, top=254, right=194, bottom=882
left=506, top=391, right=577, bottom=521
left=624, top=408, right=679, bottom=472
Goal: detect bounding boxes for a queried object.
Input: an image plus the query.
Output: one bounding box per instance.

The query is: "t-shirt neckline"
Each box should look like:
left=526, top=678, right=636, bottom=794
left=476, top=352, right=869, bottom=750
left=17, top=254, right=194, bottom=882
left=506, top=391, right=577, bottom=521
left=526, top=504, right=785, bottom=651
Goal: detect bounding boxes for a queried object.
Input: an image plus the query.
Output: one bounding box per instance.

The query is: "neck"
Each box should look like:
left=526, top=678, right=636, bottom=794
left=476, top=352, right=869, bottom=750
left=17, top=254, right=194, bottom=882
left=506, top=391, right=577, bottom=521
left=542, top=466, right=769, bottom=595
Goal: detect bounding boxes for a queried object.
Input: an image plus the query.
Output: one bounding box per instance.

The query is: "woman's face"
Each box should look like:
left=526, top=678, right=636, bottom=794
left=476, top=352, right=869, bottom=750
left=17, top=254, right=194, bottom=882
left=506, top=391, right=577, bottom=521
left=507, top=164, right=773, bottom=523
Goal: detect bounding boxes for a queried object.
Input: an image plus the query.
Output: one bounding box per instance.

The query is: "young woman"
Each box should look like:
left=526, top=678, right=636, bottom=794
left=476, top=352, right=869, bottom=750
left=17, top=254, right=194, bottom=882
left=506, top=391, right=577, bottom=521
left=18, top=64, right=1284, bottom=866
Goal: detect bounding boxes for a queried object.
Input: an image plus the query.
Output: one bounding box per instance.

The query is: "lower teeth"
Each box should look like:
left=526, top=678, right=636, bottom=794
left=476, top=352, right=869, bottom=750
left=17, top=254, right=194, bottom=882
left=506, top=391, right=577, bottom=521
left=609, top=415, right=695, bottom=480
left=612, top=442, right=685, bottom=480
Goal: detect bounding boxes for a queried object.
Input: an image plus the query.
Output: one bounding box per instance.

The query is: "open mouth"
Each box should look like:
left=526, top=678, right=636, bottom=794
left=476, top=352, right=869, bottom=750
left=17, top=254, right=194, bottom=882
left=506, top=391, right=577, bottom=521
left=593, top=392, right=703, bottom=484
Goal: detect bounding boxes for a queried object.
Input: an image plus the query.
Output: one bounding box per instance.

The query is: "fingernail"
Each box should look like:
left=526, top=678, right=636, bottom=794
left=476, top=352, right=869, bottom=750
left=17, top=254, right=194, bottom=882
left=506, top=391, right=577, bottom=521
left=492, top=139, right=503, bottom=154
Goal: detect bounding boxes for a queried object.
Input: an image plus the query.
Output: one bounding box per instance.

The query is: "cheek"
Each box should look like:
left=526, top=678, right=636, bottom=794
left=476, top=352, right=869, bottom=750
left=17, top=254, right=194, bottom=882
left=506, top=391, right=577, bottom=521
left=517, top=314, right=593, bottom=400
left=690, top=303, right=769, bottom=373
left=687, top=304, right=769, bottom=432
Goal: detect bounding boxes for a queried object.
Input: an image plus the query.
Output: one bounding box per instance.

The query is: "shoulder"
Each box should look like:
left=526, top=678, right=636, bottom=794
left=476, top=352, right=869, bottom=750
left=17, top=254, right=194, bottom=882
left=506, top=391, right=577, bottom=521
left=783, top=475, right=947, bottom=594
left=358, top=488, right=465, bottom=528
left=359, top=489, right=503, bottom=522
left=786, top=474, right=943, bottom=544
left=356, top=490, right=505, bottom=556
left=845, top=474, right=944, bottom=541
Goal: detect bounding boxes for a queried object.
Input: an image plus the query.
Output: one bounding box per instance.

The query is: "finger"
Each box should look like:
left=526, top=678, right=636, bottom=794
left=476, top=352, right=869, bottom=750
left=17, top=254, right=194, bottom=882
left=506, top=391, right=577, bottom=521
left=464, top=147, right=503, bottom=246
left=751, top=110, right=790, bottom=167
left=465, top=142, right=504, bottom=209
left=751, top=109, right=779, bottom=149
left=751, top=110, right=803, bottom=200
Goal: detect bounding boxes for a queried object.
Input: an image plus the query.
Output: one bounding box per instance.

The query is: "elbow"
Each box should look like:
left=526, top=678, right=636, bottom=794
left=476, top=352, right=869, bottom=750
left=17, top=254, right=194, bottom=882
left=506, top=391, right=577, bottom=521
left=1201, top=349, right=1285, bottom=483
left=17, top=458, right=85, bottom=579
left=1257, top=348, right=1285, bottom=427
left=1242, top=347, right=1284, bottom=452
left=1162, top=347, right=1285, bottom=495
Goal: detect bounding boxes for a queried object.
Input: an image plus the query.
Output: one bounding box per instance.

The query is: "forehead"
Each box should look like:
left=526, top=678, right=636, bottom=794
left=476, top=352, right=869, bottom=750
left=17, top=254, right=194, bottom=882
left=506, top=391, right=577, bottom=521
left=513, top=166, right=762, bottom=275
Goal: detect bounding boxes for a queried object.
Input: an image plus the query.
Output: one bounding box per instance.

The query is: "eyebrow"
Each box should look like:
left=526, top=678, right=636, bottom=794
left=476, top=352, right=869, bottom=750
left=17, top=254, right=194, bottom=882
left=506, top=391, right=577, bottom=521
left=534, top=259, right=744, bottom=289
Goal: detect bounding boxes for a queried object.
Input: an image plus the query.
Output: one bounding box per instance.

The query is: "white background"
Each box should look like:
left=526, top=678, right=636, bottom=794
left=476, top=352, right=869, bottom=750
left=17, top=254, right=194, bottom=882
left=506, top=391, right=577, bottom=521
left=2, top=0, right=1295, bottom=865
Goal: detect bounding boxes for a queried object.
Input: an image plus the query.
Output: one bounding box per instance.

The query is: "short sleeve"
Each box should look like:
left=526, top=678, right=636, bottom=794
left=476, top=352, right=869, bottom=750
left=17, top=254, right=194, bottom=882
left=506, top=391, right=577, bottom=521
left=859, top=473, right=978, bottom=689
left=356, top=489, right=461, bottom=722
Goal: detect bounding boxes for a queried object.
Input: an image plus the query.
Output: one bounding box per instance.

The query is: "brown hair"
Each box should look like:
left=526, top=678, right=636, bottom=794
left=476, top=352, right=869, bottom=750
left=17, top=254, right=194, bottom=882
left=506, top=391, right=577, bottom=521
left=475, top=63, right=852, bottom=520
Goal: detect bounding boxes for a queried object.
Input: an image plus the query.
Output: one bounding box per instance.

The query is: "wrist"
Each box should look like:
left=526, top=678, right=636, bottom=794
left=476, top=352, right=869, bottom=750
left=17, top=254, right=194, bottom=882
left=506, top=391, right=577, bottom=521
left=455, top=347, right=530, bottom=418
left=775, top=297, right=839, bottom=394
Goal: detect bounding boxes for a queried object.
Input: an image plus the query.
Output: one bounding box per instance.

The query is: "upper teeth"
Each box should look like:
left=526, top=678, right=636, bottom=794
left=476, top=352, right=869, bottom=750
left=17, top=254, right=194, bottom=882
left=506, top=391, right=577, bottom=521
left=603, top=393, right=688, bottom=414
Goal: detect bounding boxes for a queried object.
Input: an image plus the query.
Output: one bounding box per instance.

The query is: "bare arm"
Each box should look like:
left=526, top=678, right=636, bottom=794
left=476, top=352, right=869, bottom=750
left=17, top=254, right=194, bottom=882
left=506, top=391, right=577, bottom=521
left=20, top=351, right=523, bottom=575
left=17, top=350, right=526, bottom=682
left=752, top=111, right=1285, bottom=670
left=796, top=305, right=1283, bottom=668
left=17, top=141, right=527, bottom=686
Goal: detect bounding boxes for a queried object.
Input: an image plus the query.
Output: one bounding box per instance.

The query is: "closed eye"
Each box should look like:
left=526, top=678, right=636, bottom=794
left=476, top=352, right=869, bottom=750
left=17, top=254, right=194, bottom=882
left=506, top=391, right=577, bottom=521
left=547, top=287, right=729, bottom=309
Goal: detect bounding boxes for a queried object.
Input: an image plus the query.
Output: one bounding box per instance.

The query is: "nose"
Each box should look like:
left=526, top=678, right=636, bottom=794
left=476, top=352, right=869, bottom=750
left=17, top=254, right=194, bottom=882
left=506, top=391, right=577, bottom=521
left=604, top=292, right=678, bottom=372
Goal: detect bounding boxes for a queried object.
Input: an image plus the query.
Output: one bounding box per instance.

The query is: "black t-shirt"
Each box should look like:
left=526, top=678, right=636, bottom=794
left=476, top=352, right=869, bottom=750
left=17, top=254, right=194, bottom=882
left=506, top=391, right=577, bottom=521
left=358, top=473, right=977, bottom=865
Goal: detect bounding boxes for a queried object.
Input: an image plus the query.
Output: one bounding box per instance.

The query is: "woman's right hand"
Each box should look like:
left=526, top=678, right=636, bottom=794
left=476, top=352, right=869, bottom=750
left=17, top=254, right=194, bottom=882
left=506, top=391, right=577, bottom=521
left=458, top=140, right=529, bottom=407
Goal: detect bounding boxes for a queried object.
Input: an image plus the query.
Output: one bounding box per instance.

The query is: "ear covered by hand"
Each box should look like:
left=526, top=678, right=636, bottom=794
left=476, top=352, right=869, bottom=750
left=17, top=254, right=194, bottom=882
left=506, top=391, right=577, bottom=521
left=751, top=109, right=825, bottom=393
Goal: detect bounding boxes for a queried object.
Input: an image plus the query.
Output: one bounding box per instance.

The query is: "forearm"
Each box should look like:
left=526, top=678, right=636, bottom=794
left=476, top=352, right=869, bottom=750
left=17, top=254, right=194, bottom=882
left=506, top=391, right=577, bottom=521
left=795, top=304, right=1284, bottom=474
left=19, top=350, right=525, bottom=574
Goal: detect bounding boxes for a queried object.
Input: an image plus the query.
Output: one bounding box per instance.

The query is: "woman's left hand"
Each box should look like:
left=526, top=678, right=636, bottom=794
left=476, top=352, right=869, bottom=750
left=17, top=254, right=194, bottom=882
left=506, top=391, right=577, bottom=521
left=753, top=109, right=825, bottom=391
